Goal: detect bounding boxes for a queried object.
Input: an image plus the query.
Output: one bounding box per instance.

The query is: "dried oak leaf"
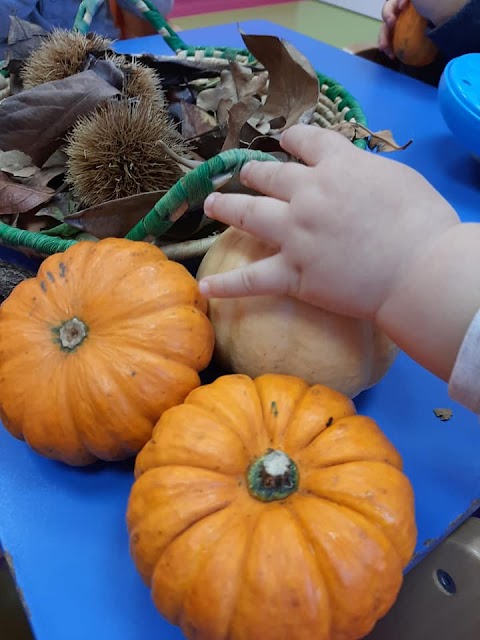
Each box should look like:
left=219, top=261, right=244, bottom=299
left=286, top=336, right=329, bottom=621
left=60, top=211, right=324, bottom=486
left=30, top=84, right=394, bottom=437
left=331, top=122, right=413, bottom=152
left=241, top=33, right=319, bottom=132
left=0, top=71, right=120, bottom=167
left=368, top=129, right=413, bottom=153
left=221, top=96, right=262, bottom=151
left=196, top=61, right=268, bottom=113
left=0, top=171, right=54, bottom=215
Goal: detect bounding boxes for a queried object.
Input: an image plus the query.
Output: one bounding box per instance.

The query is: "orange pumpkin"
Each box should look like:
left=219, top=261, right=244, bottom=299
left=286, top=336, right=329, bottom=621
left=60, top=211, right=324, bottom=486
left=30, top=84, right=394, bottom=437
left=128, top=373, right=417, bottom=640
left=0, top=238, right=214, bottom=466
left=392, top=0, right=438, bottom=67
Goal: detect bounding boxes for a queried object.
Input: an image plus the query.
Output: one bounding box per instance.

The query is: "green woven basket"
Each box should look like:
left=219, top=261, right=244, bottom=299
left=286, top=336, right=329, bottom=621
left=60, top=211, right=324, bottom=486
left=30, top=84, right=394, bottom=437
left=0, top=0, right=368, bottom=260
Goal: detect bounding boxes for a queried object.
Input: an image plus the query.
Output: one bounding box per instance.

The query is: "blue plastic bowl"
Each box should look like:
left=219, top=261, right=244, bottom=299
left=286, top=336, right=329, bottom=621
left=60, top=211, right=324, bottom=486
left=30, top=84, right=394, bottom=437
left=438, top=53, right=480, bottom=158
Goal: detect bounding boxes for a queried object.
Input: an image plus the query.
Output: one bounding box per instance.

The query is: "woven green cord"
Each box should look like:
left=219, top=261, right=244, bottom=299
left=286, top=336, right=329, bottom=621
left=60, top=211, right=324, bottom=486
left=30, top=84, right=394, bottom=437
left=126, top=149, right=278, bottom=241
left=0, top=222, right=77, bottom=254
left=73, top=0, right=104, bottom=33
left=125, top=0, right=187, bottom=52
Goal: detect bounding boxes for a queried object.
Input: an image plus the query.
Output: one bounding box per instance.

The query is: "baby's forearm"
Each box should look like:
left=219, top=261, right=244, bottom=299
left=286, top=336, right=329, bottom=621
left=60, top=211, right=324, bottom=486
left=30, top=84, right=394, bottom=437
left=377, top=223, right=480, bottom=381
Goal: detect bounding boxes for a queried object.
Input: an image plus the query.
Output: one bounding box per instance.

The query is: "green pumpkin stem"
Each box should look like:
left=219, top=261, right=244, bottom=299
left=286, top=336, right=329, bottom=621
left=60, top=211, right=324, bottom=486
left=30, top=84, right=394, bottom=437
left=247, top=449, right=299, bottom=502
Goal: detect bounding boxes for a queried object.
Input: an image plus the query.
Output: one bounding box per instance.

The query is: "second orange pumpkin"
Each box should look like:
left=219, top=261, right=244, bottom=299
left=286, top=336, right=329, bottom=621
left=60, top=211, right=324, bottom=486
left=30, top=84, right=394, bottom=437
left=128, top=373, right=417, bottom=640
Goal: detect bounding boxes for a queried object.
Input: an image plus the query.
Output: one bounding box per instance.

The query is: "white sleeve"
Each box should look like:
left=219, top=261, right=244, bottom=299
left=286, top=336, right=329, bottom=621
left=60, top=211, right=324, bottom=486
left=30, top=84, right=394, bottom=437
left=448, top=310, right=480, bottom=413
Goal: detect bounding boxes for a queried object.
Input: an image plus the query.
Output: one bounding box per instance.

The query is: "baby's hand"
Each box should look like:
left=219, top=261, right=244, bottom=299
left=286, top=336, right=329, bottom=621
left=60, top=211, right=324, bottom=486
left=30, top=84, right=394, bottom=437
left=199, top=125, right=458, bottom=322
left=378, top=0, right=469, bottom=58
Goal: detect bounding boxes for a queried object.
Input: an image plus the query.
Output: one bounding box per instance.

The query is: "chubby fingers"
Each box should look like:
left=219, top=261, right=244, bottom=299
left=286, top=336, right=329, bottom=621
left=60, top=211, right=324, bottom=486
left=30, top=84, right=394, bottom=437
left=381, top=0, right=399, bottom=24
left=378, top=22, right=392, bottom=56
left=278, top=124, right=351, bottom=167
left=204, top=191, right=288, bottom=246
left=199, top=253, right=294, bottom=299
left=239, top=159, right=312, bottom=201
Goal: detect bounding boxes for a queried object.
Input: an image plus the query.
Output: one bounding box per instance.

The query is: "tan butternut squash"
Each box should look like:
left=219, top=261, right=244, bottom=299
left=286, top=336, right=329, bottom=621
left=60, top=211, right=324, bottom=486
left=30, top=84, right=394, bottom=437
left=197, top=228, right=398, bottom=399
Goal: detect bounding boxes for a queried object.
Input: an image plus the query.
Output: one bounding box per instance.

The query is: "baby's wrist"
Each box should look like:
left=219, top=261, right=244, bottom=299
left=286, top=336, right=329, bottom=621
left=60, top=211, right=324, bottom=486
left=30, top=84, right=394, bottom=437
left=375, top=222, right=479, bottom=381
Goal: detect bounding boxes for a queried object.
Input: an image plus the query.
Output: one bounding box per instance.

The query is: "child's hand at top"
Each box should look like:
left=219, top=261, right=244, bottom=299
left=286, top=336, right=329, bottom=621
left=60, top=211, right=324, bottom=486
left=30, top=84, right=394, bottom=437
left=378, top=0, right=470, bottom=59
left=200, top=125, right=458, bottom=321
left=199, top=124, right=480, bottom=383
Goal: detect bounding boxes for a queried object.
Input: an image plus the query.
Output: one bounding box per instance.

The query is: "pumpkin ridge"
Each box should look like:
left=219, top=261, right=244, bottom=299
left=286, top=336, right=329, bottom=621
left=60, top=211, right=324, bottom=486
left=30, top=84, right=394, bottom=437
left=272, top=386, right=313, bottom=449
left=222, top=508, right=264, bottom=640
left=95, top=311, right=213, bottom=370
left=179, top=502, right=261, bottom=640
left=286, top=494, right=403, bottom=637
left=185, top=381, right=267, bottom=460
left=229, top=504, right=332, bottom=639
left=156, top=502, right=247, bottom=628
left=302, top=463, right=415, bottom=566
left=254, top=374, right=310, bottom=446
left=282, top=499, right=333, bottom=628
left=177, top=403, right=254, bottom=472
left=294, top=416, right=403, bottom=472
left=64, top=352, right=135, bottom=460
left=148, top=502, right=234, bottom=587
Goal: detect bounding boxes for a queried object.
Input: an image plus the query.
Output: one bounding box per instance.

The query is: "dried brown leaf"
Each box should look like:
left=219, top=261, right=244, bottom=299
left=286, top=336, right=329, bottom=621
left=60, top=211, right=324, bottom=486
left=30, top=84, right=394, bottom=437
left=221, top=97, right=262, bottom=151
left=241, top=33, right=319, bottom=131
left=433, top=408, right=453, bottom=422
left=6, top=17, right=47, bottom=64
left=82, top=56, right=124, bottom=91
left=196, top=70, right=238, bottom=113
left=0, top=150, right=39, bottom=178
left=22, top=149, right=68, bottom=188
left=0, top=71, right=120, bottom=167
left=368, top=129, right=413, bottom=153
left=35, top=191, right=77, bottom=223
left=0, top=172, right=55, bottom=215
left=217, top=98, right=235, bottom=126
left=229, top=61, right=269, bottom=100
left=64, top=191, right=167, bottom=239
left=331, top=121, right=368, bottom=142
left=189, top=128, right=226, bottom=160
left=181, top=102, right=218, bottom=139
left=23, top=166, right=66, bottom=188
left=196, top=62, right=268, bottom=114
left=331, top=122, right=412, bottom=153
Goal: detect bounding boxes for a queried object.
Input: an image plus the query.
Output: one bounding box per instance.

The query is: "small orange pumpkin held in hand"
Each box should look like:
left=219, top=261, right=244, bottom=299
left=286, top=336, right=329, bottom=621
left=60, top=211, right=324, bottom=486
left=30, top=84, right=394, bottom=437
left=0, top=238, right=214, bottom=466
left=392, top=0, right=438, bottom=67
left=127, top=373, right=417, bottom=640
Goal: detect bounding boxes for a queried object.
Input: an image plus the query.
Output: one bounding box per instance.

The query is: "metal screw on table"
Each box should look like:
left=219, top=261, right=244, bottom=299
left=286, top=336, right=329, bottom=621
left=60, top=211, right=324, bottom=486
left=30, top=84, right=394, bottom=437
left=435, top=569, right=457, bottom=595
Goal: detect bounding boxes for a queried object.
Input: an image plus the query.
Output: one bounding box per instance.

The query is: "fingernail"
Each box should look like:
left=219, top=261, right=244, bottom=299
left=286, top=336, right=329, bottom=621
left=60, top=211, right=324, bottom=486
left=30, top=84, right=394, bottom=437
left=204, top=192, right=220, bottom=216
left=198, top=279, right=210, bottom=296
left=240, top=161, right=256, bottom=184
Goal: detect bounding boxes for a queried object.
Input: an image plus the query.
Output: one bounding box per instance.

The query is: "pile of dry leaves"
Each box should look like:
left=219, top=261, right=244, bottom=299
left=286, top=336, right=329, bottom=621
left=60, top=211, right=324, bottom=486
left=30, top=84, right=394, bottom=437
left=0, top=17, right=411, bottom=248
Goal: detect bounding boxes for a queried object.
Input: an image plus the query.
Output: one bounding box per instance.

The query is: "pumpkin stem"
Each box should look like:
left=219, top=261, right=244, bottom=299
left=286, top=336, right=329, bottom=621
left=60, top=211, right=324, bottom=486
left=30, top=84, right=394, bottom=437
left=247, top=449, right=299, bottom=502
left=56, top=317, right=88, bottom=351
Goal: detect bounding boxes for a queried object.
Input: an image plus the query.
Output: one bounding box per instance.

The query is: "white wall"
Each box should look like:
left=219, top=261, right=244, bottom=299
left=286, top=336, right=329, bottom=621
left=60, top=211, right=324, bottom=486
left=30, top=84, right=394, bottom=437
left=317, top=0, right=384, bottom=20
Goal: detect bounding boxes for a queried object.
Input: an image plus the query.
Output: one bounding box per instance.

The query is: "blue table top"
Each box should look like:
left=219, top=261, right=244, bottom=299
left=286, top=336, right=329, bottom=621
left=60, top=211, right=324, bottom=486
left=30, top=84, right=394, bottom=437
left=1, top=20, right=480, bottom=640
